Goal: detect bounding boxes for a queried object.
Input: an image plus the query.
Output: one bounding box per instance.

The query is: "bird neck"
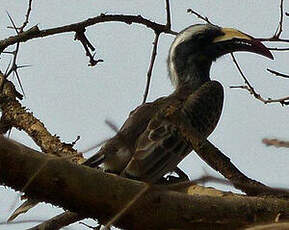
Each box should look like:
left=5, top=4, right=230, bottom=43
left=171, top=57, right=212, bottom=90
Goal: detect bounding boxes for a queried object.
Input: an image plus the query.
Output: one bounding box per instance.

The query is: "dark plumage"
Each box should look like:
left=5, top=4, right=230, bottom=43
left=84, top=24, right=273, bottom=182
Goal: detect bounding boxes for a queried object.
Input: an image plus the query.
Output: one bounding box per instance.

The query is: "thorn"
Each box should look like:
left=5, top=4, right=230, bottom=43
left=4, top=59, right=12, bottom=76
left=17, top=64, right=32, bottom=69
left=14, top=70, right=25, bottom=98
left=6, top=11, right=19, bottom=34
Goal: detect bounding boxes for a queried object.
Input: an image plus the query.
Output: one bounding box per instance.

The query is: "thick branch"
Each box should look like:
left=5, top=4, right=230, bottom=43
left=0, top=74, right=83, bottom=162
left=1, top=137, right=289, bottom=230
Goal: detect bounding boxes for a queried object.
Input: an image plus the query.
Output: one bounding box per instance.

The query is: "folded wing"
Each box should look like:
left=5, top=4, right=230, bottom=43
left=122, top=80, right=224, bottom=182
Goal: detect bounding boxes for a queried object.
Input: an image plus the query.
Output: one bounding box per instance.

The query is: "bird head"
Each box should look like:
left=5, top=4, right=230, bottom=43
left=168, top=24, right=273, bottom=88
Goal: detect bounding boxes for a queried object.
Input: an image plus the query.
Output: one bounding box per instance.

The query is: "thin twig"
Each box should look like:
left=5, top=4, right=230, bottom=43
left=273, top=0, right=284, bottom=38
left=142, top=0, right=171, bottom=103
left=267, top=68, right=289, bottom=78
left=165, top=0, right=171, bottom=29
left=257, top=37, right=289, bottom=43
left=81, top=139, right=108, bottom=154
left=27, top=212, right=82, bottom=230
left=230, top=54, right=255, bottom=91
left=142, top=32, right=160, bottom=103
left=263, top=138, right=289, bottom=148
left=105, top=119, right=119, bottom=133
left=257, top=0, right=287, bottom=43
left=230, top=85, right=289, bottom=105
left=5, top=0, right=34, bottom=96
left=186, top=9, right=213, bottom=24
left=74, top=29, right=103, bottom=66
left=268, top=47, right=289, bottom=51
left=19, top=0, right=33, bottom=32
left=79, top=222, right=101, bottom=230
left=5, top=13, right=25, bottom=97
left=0, top=219, right=45, bottom=225
left=230, top=54, right=289, bottom=105
left=104, top=184, right=150, bottom=229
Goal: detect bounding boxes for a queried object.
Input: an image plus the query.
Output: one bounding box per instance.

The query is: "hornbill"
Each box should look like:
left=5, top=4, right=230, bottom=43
left=8, top=24, right=273, bottom=222
left=84, top=24, right=273, bottom=183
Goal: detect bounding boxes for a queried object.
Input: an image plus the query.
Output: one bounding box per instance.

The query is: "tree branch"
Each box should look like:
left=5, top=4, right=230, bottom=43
left=187, top=9, right=213, bottom=24
left=0, top=73, right=83, bottom=162
left=273, top=0, right=284, bottom=39
left=0, top=14, right=177, bottom=53
left=230, top=54, right=289, bottom=106
left=2, top=136, right=289, bottom=230
left=267, top=68, right=289, bottom=79
left=142, top=32, right=160, bottom=103
left=263, top=138, right=289, bottom=148
left=20, top=0, right=33, bottom=33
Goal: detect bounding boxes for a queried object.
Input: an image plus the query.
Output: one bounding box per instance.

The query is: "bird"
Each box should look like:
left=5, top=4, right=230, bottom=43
left=8, top=24, right=274, bottom=222
left=83, top=24, right=273, bottom=183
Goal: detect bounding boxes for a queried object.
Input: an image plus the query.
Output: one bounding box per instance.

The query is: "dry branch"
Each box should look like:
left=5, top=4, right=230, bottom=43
left=0, top=73, right=83, bottom=163
left=0, top=14, right=176, bottom=53
left=263, top=138, right=289, bottom=148
left=230, top=54, right=289, bottom=105
left=267, top=68, right=289, bottom=79
left=142, top=32, right=160, bottom=103
left=2, top=137, right=289, bottom=230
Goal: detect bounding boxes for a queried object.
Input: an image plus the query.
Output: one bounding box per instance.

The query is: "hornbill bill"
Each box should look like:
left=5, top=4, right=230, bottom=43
left=84, top=24, right=273, bottom=183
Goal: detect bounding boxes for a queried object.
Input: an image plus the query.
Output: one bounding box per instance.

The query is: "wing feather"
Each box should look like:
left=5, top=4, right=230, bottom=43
left=122, top=80, right=224, bottom=182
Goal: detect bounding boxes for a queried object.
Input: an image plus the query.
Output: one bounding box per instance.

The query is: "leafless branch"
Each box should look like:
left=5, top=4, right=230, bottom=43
left=273, top=0, right=284, bottom=38
left=257, top=0, right=288, bottom=43
left=142, top=32, right=160, bottom=103
left=79, top=221, right=101, bottom=230
left=27, top=212, right=82, bottom=230
left=142, top=0, right=172, bottom=103
left=230, top=53, right=255, bottom=92
left=263, top=138, right=289, bottom=148
left=187, top=8, right=213, bottom=24
left=230, top=85, right=289, bottom=105
left=0, top=14, right=177, bottom=54
left=268, top=47, right=289, bottom=51
left=81, top=139, right=108, bottom=154
left=257, top=37, right=289, bottom=43
left=105, top=119, right=119, bottom=133
left=267, top=68, right=289, bottom=78
left=4, top=9, right=34, bottom=97
left=165, top=0, right=172, bottom=29
left=230, top=54, right=289, bottom=105
left=0, top=219, right=44, bottom=226
left=74, top=28, right=103, bottom=66
left=20, top=0, right=33, bottom=33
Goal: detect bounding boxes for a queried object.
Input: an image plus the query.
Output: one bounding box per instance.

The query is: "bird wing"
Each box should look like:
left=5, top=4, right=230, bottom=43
left=122, top=80, right=224, bottom=182
left=82, top=98, right=166, bottom=172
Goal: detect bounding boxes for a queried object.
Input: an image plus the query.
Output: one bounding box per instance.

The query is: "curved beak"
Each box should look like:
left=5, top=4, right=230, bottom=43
left=212, top=28, right=273, bottom=60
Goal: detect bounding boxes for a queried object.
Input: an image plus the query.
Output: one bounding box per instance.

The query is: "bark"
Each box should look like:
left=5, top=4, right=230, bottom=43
left=1, top=136, right=289, bottom=230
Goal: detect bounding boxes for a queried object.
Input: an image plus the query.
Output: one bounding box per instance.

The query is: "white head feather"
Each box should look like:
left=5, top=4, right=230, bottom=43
left=168, top=24, right=212, bottom=88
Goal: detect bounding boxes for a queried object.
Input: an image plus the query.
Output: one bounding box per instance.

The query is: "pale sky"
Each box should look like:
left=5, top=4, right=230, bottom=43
left=0, top=1, right=289, bottom=229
